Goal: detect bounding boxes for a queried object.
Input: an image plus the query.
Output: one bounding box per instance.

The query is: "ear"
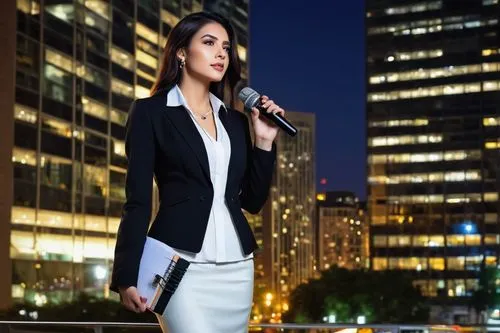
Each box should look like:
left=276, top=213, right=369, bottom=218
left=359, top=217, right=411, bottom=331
left=176, top=48, right=185, bottom=61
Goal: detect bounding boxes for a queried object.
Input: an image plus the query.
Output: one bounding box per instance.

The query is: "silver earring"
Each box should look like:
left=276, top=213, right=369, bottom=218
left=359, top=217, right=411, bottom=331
left=179, top=59, right=185, bottom=69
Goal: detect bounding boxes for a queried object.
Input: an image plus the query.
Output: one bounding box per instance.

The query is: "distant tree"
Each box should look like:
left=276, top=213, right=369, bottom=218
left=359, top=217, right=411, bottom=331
left=470, top=265, right=499, bottom=323
left=283, top=267, right=429, bottom=324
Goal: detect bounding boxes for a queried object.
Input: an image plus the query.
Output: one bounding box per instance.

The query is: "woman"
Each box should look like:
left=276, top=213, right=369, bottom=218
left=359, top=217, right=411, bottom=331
left=110, top=11, right=285, bottom=333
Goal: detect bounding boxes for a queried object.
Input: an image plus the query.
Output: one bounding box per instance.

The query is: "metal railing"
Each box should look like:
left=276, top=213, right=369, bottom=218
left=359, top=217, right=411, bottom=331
left=0, top=321, right=499, bottom=333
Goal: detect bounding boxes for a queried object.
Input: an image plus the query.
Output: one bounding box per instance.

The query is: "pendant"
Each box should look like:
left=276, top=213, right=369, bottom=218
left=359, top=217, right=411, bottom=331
left=201, top=115, right=207, bottom=120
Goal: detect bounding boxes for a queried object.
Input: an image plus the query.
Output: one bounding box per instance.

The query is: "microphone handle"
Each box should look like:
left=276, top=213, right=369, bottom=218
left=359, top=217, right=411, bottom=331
left=255, top=105, right=298, bottom=137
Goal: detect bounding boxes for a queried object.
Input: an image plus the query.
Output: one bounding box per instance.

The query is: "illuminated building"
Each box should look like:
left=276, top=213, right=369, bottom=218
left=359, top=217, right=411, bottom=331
left=367, top=0, right=500, bottom=317
left=316, top=191, right=369, bottom=271
left=0, top=0, right=249, bottom=309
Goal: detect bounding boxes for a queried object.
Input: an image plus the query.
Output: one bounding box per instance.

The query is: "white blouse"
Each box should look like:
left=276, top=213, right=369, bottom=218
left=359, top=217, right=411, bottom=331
left=165, top=85, right=253, bottom=263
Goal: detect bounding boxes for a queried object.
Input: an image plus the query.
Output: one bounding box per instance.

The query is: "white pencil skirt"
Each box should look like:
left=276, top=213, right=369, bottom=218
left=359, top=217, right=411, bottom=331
left=155, top=258, right=254, bottom=333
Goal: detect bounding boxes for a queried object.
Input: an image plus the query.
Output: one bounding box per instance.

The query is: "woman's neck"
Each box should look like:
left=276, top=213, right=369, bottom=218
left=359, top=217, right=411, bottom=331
left=178, top=77, right=211, bottom=111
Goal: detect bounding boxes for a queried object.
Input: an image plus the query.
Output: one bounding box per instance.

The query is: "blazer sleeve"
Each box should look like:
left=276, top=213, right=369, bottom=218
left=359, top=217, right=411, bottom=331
left=110, top=99, right=155, bottom=293
left=239, top=114, right=277, bottom=214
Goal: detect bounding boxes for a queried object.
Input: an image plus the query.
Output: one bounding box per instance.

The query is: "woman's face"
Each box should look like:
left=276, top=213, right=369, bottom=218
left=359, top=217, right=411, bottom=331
left=181, top=22, right=231, bottom=83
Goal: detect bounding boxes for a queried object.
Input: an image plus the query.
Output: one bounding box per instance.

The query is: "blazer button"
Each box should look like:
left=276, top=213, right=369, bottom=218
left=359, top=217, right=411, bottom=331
left=199, top=195, right=206, bottom=201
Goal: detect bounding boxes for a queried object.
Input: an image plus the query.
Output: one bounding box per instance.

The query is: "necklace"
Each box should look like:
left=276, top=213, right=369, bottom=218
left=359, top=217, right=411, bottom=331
left=192, top=108, right=212, bottom=120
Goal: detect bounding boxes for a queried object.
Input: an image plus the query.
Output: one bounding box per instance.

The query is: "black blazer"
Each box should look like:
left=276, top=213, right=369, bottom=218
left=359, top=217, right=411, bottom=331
left=110, top=92, right=276, bottom=292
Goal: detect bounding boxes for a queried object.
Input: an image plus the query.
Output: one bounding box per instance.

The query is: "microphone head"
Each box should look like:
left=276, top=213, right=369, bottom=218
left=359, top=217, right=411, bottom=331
left=238, top=87, right=261, bottom=111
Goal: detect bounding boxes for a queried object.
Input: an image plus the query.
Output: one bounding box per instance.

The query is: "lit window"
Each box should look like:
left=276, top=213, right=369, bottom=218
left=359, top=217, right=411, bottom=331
left=14, top=104, right=37, bottom=124
left=112, top=78, right=134, bottom=98
left=373, top=258, right=387, bottom=270
left=45, top=4, right=74, bottom=23
left=137, top=68, right=157, bottom=83
left=136, top=22, right=159, bottom=45
left=42, top=116, right=72, bottom=138
left=484, top=234, right=499, bottom=245
left=161, top=9, right=180, bottom=28
left=135, top=85, right=150, bottom=98
left=82, top=97, right=108, bottom=121
left=485, top=141, right=500, bottom=149
left=113, top=139, right=125, bottom=157
left=373, top=236, right=387, bottom=247
left=45, top=48, right=73, bottom=73
left=430, top=258, right=445, bottom=270
left=110, top=47, right=134, bottom=68
left=17, top=0, right=40, bottom=15
left=110, top=109, right=128, bottom=126
left=84, top=0, right=110, bottom=20
left=484, top=193, right=498, bottom=202
left=483, top=117, right=499, bottom=126
left=136, top=49, right=158, bottom=69
left=369, top=134, right=442, bottom=146
left=237, top=44, right=247, bottom=62
left=12, top=148, right=36, bottom=166
left=483, top=81, right=499, bottom=91
left=368, top=82, right=494, bottom=102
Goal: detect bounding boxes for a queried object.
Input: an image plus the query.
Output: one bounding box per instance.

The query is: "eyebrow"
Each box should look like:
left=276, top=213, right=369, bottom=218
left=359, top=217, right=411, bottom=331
left=201, top=34, right=230, bottom=45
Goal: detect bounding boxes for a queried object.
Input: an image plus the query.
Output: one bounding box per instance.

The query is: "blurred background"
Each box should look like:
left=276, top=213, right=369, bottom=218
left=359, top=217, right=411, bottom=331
left=2, top=0, right=500, bottom=329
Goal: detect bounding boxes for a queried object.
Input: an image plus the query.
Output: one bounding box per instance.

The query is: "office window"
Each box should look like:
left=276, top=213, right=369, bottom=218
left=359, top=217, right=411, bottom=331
left=82, top=97, right=108, bottom=121
left=372, top=257, right=387, bottom=270
left=12, top=148, right=37, bottom=183
left=136, top=22, right=159, bottom=45
left=110, top=109, right=127, bottom=126
left=447, top=257, right=464, bottom=270
left=135, top=84, right=150, bottom=98
left=45, top=3, right=74, bottom=23
left=41, top=115, right=71, bottom=138
left=14, top=104, right=37, bottom=124
left=18, top=0, right=40, bottom=15
left=84, top=9, right=109, bottom=35
left=77, top=64, right=108, bottom=89
left=84, top=165, right=107, bottom=197
left=136, top=49, right=157, bottom=69
left=40, top=155, right=72, bottom=190
left=110, top=47, right=134, bottom=68
left=109, top=169, right=126, bottom=200
left=85, top=0, right=110, bottom=20
left=429, top=258, right=445, bottom=271
left=112, top=78, right=134, bottom=98
left=485, top=234, right=499, bottom=245
left=43, top=64, right=72, bottom=104
left=45, top=48, right=73, bottom=73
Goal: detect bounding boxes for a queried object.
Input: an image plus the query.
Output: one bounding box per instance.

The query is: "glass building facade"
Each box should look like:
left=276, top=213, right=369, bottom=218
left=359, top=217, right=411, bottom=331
left=262, top=111, right=316, bottom=309
left=366, top=0, right=500, bottom=302
left=1, top=0, right=249, bottom=308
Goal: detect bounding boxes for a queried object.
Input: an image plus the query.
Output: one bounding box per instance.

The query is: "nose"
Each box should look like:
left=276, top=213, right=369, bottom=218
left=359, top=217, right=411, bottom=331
left=216, top=46, right=226, bottom=59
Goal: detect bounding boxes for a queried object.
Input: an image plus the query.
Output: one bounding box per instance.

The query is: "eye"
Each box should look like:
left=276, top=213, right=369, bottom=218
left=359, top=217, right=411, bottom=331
left=203, top=40, right=215, bottom=46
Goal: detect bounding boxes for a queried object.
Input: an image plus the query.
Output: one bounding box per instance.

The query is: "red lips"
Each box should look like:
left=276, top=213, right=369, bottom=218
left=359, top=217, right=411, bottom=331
left=211, top=63, right=224, bottom=72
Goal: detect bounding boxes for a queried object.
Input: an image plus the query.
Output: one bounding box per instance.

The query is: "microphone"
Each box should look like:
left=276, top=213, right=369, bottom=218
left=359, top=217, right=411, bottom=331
left=238, top=87, right=298, bottom=137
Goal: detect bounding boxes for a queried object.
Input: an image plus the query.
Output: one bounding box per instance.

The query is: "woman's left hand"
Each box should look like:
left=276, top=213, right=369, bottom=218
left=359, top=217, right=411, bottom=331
left=250, top=95, right=285, bottom=150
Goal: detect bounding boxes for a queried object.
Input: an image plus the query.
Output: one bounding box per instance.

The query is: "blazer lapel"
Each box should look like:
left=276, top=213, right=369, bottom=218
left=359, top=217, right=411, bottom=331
left=218, top=106, right=236, bottom=185
left=163, top=105, right=211, bottom=183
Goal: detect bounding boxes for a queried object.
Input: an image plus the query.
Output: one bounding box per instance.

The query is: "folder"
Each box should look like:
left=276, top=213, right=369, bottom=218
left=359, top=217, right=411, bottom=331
left=137, top=236, right=190, bottom=314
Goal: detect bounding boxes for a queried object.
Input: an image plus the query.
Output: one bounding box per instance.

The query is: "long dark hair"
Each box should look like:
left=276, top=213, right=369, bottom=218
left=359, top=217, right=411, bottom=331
left=150, top=12, right=241, bottom=106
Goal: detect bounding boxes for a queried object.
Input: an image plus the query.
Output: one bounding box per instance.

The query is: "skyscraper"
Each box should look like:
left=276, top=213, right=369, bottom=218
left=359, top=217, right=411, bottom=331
left=261, top=111, right=316, bottom=306
left=1, top=0, right=249, bottom=310
left=366, top=0, right=500, bottom=317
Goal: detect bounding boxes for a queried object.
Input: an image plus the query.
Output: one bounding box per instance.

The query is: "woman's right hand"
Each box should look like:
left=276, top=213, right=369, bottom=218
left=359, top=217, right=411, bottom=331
left=118, top=286, right=147, bottom=313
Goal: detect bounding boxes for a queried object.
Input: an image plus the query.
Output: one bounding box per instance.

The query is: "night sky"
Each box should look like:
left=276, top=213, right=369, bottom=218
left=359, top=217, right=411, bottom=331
left=249, top=2, right=367, bottom=199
